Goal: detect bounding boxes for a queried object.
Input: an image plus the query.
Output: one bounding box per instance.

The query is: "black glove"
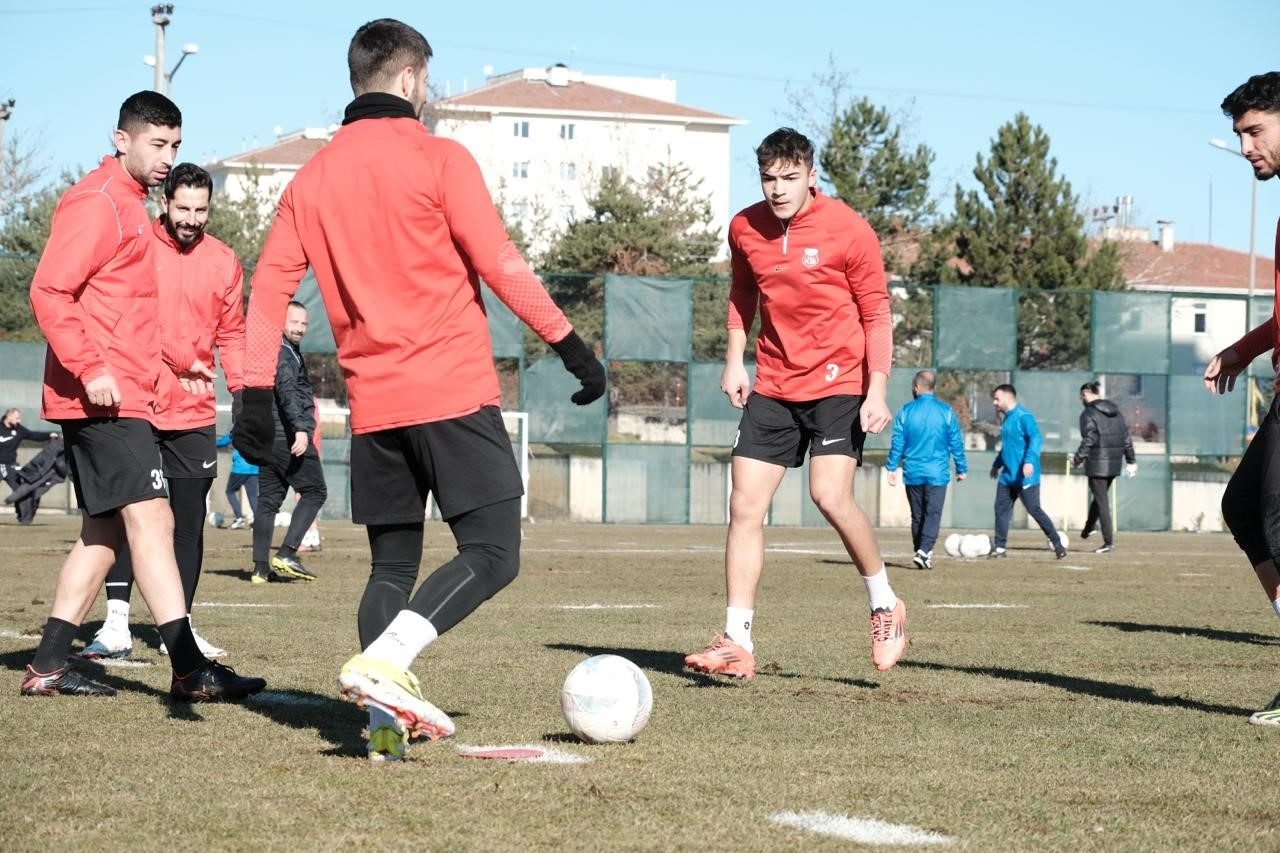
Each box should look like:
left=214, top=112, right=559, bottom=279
left=231, top=387, right=275, bottom=465
left=551, top=331, right=606, bottom=405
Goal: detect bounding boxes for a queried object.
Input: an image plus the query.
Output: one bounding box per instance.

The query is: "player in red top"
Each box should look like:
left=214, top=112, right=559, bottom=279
left=1202, top=71, right=1280, bottom=727
left=81, top=163, right=245, bottom=662
left=22, top=92, right=263, bottom=703
left=685, top=128, right=907, bottom=681
left=234, top=19, right=605, bottom=759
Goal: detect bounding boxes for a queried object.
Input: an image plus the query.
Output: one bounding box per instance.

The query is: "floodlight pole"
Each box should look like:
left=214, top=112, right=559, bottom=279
left=151, top=4, right=172, bottom=94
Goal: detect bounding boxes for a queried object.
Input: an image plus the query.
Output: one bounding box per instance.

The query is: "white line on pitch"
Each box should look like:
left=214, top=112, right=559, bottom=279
left=196, top=602, right=292, bottom=608
left=1060, top=565, right=1091, bottom=571
left=1179, top=572, right=1213, bottom=577
left=768, top=811, right=953, bottom=845
left=0, top=629, right=39, bottom=640
left=454, top=743, right=590, bottom=765
left=926, top=604, right=1028, bottom=609
left=556, top=603, right=661, bottom=610
left=95, top=658, right=153, bottom=668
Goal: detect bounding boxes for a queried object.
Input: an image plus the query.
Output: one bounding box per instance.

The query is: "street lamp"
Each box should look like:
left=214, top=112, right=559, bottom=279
left=1209, top=137, right=1258, bottom=300
left=143, top=43, right=199, bottom=96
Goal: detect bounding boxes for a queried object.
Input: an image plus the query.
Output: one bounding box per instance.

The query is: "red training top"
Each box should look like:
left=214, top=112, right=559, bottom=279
left=31, top=155, right=160, bottom=422
left=727, top=189, right=892, bottom=401
left=244, top=115, right=572, bottom=433
left=150, top=217, right=246, bottom=430
left=1230, top=219, right=1280, bottom=377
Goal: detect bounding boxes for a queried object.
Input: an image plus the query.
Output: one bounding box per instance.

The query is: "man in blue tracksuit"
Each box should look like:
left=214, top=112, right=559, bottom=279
left=216, top=431, right=259, bottom=528
left=989, top=383, right=1066, bottom=559
left=886, top=371, right=967, bottom=569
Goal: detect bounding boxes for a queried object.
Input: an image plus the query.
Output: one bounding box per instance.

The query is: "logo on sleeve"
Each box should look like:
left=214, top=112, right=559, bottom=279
left=802, top=247, right=820, bottom=268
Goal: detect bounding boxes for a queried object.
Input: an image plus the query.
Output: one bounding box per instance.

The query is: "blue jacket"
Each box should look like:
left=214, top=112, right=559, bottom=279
left=992, top=404, right=1043, bottom=487
left=216, top=433, right=259, bottom=475
left=886, top=393, right=967, bottom=486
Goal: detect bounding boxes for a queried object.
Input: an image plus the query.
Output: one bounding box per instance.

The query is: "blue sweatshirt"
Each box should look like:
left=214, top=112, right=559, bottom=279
left=886, top=392, right=967, bottom=486
left=992, top=404, right=1042, bottom=487
left=217, top=432, right=259, bottom=475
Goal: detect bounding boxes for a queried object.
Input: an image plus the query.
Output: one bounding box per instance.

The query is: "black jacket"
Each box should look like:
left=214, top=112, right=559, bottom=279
left=274, top=338, right=316, bottom=440
left=1074, top=399, right=1135, bottom=478
left=0, top=421, right=53, bottom=468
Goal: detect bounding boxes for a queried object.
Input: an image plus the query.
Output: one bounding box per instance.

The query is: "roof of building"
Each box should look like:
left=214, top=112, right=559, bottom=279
left=436, top=76, right=741, bottom=123
left=207, top=128, right=334, bottom=169
left=1115, top=238, right=1273, bottom=293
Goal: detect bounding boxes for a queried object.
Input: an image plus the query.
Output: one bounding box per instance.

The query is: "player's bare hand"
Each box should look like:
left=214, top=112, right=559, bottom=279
left=886, top=470, right=898, bottom=487
left=84, top=374, right=121, bottom=408
left=1022, top=463, right=1034, bottom=478
left=720, top=363, right=751, bottom=409
left=957, top=472, right=967, bottom=482
left=290, top=431, right=308, bottom=456
left=178, top=359, right=217, bottom=396
left=1203, top=347, right=1243, bottom=395
left=859, top=394, right=891, bottom=434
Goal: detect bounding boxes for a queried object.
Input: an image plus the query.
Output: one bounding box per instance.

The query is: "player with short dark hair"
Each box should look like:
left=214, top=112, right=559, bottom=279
left=1203, top=70, right=1280, bottom=727
left=81, top=162, right=246, bottom=661
left=23, top=93, right=263, bottom=702
left=235, top=18, right=604, bottom=759
left=684, top=127, right=907, bottom=681
left=0, top=408, right=58, bottom=516
left=988, top=384, right=1066, bottom=559
left=1071, top=380, right=1136, bottom=554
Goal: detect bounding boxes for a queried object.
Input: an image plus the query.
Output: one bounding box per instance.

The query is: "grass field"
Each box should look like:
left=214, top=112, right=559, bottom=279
left=1, top=514, right=1277, bottom=851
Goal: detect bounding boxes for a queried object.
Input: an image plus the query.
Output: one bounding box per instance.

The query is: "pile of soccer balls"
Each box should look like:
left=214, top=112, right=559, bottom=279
left=943, top=533, right=992, bottom=558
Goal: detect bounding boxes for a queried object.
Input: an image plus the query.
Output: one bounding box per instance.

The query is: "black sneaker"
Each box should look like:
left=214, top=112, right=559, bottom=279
left=912, top=550, right=933, bottom=570
left=20, top=664, right=116, bottom=697
left=271, top=553, right=316, bottom=581
left=250, top=566, right=281, bottom=585
left=987, top=548, right=1007, bottom=559
left=1055, top=545, right=1068, bottom=560
left=170, top=662, right=267, bottom=703
left=1094, top=544, right=1114, bottom=554
left=1080, top=528, right=1094, bottom=540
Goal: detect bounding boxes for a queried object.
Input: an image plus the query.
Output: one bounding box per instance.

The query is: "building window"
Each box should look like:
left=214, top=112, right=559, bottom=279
left=1192, top=302, right=1207, bottom=335
left=560, top=162, right=577, bottom=180
left=511, top=201, right=530, bottom=220
left=561, top=204, right=575, bottom=223
left=512, top=161, right=529, bottom=179
left=560, top=123, right=575, bottom=140
left=601, top=165, right=617, bottom=180
left=513, top=121, right=529, bottom=138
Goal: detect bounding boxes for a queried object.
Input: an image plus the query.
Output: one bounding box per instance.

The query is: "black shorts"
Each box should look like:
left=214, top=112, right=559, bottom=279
left=732, top=392, right=865, bottom=468
left=155, top=425, right=217, bottom=479
left=350, top=406, right=523, bottom=525
left=59, top=417, right=168, bottom=516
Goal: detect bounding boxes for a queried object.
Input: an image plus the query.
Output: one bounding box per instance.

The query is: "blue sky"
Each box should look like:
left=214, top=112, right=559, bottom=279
left=4, top=1, right=1278, bottom=261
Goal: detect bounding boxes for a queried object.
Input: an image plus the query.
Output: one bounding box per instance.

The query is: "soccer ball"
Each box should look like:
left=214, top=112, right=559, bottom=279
left=943, top=533, right=962, bottom=557
left=274, top=511, right=292, bottom=528
left=560, top=654, right=653, bottom=744
left=1047, top=532, right=1069, bottom=551
left=959, top=534, right=988, bottom=558
left=207, top=511, right=225, bottom=529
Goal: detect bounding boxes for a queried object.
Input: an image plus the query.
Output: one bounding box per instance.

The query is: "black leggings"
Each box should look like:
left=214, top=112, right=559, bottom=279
left=1222, top=394, right=1280, bottom=568
left=1084, top=476, right=1116, bottom=545
left=105, top=477, right=212, bottom=613
left=357, top=497, right=521, bottom=649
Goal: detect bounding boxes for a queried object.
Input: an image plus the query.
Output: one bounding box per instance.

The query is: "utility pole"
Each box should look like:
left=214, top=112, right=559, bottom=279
left=151, top=4, right=173, bottom=94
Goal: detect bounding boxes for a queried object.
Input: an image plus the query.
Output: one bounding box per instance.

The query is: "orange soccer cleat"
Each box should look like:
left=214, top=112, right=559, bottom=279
left=684, top=634, right=756, bottom=680
left=870, top=599, right=908, bottom=672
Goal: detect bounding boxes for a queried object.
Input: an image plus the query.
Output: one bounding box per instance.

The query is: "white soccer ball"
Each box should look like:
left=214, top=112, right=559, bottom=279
left=207, top=511, right=225, bottom=529
left=959, top=534, right=985, bottom=558
left=943, top=533, right=962, bottom=558
left=973, top=533, right=992, bottom=556
left=274, top=511, right=292, bottom=528
left=560, top=654, right=653, bottom=744
left=1047, top=532, right=1069, bottom=551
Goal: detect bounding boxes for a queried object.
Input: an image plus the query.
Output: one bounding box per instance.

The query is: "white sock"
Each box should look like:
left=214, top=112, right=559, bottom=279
left=369, top=705, right=398, bottom=732
left=725, top=607, right=754, bottom=653
left=364, top=611, right=439, bottom=670
left=105, top=598, right=130, bottom=629
left=1272, top=598, right=1280, bottom=619
left=863, top=567, right=896, bottom=612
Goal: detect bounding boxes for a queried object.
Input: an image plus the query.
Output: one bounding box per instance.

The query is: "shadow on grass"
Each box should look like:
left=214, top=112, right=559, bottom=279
left=239, top=689, right=371, bottom=757
left=899, top=659, right=1255, bottom=717
left=770, top=671, right=880, bottom=689
left=545, top=642, right=738, bottom=688
left=0, top=647, right=196, bottom=716
left=1084, top=620, right=1280, bottom=647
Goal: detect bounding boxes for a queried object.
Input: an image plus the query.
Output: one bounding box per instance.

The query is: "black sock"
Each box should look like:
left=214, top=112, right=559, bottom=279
left=277, top=545, right=297, bottom=559
left=156, top=618, right=208, bottom=674
left=254, top=561, right=270, bottom=575
left=32, top=617, right=80, bottom=672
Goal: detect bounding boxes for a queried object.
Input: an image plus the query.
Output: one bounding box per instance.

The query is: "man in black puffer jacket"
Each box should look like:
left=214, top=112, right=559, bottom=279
left=1072, top=381, right=1136, bottom=553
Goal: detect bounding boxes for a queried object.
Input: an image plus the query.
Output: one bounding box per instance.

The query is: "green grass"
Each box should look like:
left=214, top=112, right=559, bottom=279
left=1, top=516, right=1277, bottom=851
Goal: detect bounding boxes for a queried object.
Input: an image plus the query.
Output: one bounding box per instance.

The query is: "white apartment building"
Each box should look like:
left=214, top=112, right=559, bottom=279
left=430, top=65, right=745, bottom=258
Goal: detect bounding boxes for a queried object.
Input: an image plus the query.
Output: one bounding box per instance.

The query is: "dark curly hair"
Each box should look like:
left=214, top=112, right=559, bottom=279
left=755, top=127, right=814, bottom=171
left=1221, top=72, right=1280, bottom=119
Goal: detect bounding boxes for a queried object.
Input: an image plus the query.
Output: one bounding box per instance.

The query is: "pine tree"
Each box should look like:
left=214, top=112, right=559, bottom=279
left=913, top=113, right=1125, bottom=369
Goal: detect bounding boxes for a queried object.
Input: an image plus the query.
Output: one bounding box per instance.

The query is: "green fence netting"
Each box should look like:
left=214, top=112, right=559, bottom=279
left=1169, top=375, right=1247, bottom=456
left=521, top=357, right=606, bottom=444
left=1011, top=370, right=1094, bottom=454
left=934, top=288, right=1017, bottom=370
left=1092, top=291, right=1171, bottom=374
left=604, top=444, right=690, bottom=524
left=482, top=286, right=524, bottom=359
left=689, top=361, right=754, bottom=447
left=1114, top=455, right=1170, bottom=531
left=863, top=370, right=921, bottom=451
left=603, top=275, right=692, bottom=362
left=0, top=341, right=55, bottom=431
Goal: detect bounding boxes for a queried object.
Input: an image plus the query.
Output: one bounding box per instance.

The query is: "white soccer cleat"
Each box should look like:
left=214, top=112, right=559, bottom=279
left=159, top=628, right=227, bottom=660
left=79, top=624, right=133, bottom=660
left=338, top=653, right=455, bottom=740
